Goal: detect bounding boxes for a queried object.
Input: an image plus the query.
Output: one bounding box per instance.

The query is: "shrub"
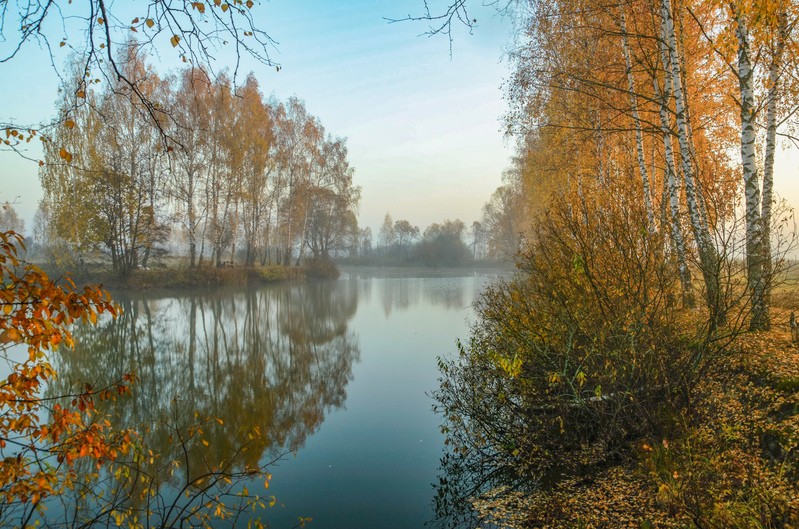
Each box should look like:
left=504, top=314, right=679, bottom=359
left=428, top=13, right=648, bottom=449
left=433, top=178, right=734, bottom=524
left=303, top=255, right=340, bottom=279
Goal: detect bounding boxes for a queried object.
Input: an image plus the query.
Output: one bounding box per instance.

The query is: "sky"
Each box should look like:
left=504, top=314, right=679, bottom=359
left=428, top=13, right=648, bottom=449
left=0, top=0, right=516, bottom=236
left=2, top=1, right=797, bottom=240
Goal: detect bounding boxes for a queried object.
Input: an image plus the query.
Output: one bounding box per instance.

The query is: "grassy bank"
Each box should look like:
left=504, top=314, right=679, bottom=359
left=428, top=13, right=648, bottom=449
left=79, top=265, right=303, bottom=291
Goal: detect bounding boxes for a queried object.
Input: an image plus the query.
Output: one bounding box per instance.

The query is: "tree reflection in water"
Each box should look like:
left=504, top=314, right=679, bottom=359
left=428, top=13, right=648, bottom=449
left=47, top=281, right=360, bottom=521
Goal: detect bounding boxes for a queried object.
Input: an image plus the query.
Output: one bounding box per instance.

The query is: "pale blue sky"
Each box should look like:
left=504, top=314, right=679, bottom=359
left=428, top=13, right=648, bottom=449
left=0, top=0, right=515, bottom=236
left=4, top=1, right=795, bottom=240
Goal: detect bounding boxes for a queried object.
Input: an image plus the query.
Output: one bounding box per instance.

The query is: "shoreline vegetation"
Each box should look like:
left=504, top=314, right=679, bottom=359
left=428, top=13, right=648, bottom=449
left=36, top=257, right=515, bottom=292
left=465, top=312, right=799, bottom=529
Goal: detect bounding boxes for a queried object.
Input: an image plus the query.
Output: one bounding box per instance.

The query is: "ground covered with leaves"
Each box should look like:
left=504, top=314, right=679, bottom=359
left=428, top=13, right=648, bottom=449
left=471, top=315, right=799, bottom=529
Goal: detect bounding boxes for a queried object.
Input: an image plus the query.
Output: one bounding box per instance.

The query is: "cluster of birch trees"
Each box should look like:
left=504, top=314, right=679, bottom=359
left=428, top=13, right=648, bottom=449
left=504, top=0, right=797, bottom=330
left=38, top=45, right=360, bottom=276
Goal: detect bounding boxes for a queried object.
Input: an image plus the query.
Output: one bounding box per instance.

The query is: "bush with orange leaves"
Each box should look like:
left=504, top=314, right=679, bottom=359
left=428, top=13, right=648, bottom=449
left=0, top=230, right=134, bottom=523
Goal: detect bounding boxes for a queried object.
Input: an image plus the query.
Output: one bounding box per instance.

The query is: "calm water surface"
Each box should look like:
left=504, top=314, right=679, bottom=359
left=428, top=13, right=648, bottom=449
left=58, top=271, right=499, bottom=528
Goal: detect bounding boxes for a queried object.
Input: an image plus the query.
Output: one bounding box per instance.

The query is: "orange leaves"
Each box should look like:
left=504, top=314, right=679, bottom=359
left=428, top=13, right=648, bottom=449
left=0, top=328, right=22, bottom=343
left=58, top=147, right=73, bottom=163
left=145, top=18, right=155, bottom=28
left=170, top=35, right=181, bottom=47
left=0, top=230, right=130, bottom=510
left=192, top=2, right=206, bottom=13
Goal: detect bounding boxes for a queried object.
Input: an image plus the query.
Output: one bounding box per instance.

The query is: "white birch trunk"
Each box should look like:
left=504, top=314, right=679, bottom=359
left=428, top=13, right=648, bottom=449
left=655, top=35, right=693, bottom=305
left=761, top=9, right=787, bottom=313
left=661, top=0, right=720, bottom=322
left=619, top=10, right=656, bottom=231
left=735, top=10, right=769, bottom=329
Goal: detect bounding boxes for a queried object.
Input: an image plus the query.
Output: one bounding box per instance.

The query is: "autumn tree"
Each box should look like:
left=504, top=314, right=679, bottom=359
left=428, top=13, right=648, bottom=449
left=481, top=166, right=525, bottom=260
left=417, top=219, right=470, bottom=267
left=0, top=203, right=25, bottom=234
left=167, top=68, right=213, bottom=268
left=379, top=213, right=396, bottom=252
left=394, top=220, right=420, bottom=250
left=237, top=76, right=275, bottom=267
left=688, top=0, right=799, bottom=329
left=0, top=0, right=277, bottom=154
left=40, top=45, right=170, bottom=276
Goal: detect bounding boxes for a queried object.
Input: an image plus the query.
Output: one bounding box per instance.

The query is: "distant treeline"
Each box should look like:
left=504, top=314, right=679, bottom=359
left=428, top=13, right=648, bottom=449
left=340, top=215, right=511, bottom=268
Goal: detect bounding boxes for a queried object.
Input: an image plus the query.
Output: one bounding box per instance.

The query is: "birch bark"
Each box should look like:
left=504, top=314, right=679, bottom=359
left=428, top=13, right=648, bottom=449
left=655, top=30, right=693, bottom=305
left=619, top=10, right=656, bottom=231
left=760, top=8, right=788, bottom=323
left=661, top=0, right=720, bottom=323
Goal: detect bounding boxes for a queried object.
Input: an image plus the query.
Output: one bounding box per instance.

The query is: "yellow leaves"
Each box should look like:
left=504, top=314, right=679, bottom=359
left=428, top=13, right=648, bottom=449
left=75, top=89, right=85, bottom=98
left=170, top=35, right=181, bottom=47
left=97, top=17, right=104, bottom=25
left=64, top=119, right=75, bottom=129
left=145, top=18, right=155, bottom=28
left=192, top=2, right=206, bottom=13
left=221, top=3, right=229, bottom=12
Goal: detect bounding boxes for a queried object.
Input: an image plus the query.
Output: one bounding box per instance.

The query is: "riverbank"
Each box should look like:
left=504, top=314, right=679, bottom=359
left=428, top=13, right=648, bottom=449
left=471, top=313, right=799, bottom=528
left=54, top=260, right=514, bottom=291
left=75, top=265, right=301, bottom=291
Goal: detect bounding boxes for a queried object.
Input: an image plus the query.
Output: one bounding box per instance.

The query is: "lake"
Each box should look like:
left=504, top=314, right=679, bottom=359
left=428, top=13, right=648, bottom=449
left=54, top=271, right=500, bottom=528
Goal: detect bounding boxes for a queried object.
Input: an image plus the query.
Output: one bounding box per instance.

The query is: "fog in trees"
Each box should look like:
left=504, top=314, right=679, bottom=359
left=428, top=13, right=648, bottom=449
left=38, top=43, right=361, bottom=277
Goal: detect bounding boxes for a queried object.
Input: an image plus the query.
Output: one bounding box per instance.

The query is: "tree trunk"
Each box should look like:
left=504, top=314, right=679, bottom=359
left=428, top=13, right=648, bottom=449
left=735, top=10, right=768, bottom=330
left=656, top=26, right=693, bottom=307
left=662, top=0, right=720, bottom=324
left=760, top=8, right=787, bottom=328
left=619, top=10, right=656, bottom=231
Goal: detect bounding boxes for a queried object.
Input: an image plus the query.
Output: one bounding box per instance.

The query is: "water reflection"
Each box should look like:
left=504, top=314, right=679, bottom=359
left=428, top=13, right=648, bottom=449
left=50, top=281, right=360, bottom=479
left=43, top=274, right=500, bottom=529
left=374, top=277, right=476, bottom=316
